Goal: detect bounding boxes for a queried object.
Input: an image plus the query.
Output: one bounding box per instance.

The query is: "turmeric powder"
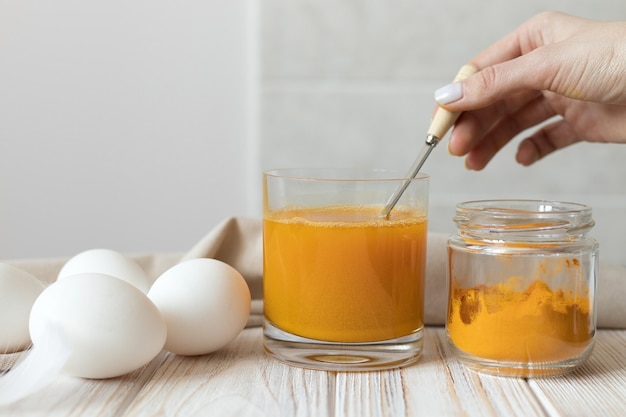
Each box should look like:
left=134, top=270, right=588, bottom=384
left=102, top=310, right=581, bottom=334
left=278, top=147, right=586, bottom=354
left=447, top=277, right=593, bottom=364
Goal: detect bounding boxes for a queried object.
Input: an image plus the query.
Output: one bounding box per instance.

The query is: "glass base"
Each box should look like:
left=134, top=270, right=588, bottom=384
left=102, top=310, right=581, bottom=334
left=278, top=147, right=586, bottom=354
left=448, top=339, right=596, bottom=378
left=263, top=321, right=423, bottom=371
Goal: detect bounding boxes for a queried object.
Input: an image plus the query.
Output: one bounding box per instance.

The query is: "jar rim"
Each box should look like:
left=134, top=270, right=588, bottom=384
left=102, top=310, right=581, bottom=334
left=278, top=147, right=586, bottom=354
left=456, top=199, right=591, bottom=215
left=454, top=199, right=594, bottom=238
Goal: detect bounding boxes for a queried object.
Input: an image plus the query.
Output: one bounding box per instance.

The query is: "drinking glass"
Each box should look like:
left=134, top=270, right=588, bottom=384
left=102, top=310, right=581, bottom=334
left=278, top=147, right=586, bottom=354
left=263, top=168, right=429, bottom=371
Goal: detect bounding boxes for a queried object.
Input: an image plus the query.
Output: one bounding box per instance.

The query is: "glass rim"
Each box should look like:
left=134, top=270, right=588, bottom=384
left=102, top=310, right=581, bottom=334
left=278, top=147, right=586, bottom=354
left=263, top=168, right=429, bottom=182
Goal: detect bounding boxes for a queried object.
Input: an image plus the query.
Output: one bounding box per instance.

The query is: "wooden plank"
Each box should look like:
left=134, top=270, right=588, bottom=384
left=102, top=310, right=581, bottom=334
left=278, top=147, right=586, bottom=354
left=4, top=327, right=626, bottom=416
left=335, top=370, right=406, bottom=417
left=401, top=327, right=545, bottom=417
left=332, top=327, right=544, bottom=417
left=528, top=330, right=626, bottom=417
left=123, top=327, right=334, bottom=417
left=0, top=350, right=167, bottom=417
left=334, top=327, right=454, bottom=416
left=475, top=374, right=545, bottom=417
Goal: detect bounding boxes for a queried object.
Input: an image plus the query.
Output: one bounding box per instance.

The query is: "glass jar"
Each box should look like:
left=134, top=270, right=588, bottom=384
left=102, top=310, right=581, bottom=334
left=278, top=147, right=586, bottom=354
left=446, top=200, right=598, bottom=377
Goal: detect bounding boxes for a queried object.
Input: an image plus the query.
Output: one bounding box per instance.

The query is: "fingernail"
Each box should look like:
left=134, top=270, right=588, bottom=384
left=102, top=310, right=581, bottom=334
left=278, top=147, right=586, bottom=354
left=434, top=82, right=463, bottom=105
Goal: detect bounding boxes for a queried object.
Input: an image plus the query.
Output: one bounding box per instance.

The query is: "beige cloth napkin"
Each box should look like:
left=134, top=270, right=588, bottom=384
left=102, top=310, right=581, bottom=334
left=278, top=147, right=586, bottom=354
left=7, top=216, right=626, bottom=329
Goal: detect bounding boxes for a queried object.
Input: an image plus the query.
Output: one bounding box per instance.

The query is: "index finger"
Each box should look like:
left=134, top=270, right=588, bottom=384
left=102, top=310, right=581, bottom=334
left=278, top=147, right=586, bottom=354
left=469, top=11, right=586, bottom=69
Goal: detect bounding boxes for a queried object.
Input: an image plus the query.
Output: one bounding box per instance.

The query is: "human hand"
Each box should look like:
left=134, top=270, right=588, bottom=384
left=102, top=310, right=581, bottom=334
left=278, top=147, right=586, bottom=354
left=434, top=11, right=626, bottom=170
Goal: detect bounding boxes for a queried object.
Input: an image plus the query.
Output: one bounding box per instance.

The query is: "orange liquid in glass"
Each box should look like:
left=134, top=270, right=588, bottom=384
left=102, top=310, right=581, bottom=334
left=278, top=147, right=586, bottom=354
left=263, top=205, right=427, bottom=343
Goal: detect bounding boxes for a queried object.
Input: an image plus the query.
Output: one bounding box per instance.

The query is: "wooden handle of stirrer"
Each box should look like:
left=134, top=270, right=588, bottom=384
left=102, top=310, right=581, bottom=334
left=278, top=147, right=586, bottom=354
left=426, top=64, right=478, bottom=142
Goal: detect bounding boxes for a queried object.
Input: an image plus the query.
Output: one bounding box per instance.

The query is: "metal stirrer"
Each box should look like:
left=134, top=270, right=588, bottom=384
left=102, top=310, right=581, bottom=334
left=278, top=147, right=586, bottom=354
left=380, top=64, right=478, bottom=219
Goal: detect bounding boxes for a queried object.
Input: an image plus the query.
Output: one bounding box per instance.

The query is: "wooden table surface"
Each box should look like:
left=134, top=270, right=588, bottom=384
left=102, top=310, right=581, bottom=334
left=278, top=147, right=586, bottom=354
left=2, top=326, right=625, bottom=417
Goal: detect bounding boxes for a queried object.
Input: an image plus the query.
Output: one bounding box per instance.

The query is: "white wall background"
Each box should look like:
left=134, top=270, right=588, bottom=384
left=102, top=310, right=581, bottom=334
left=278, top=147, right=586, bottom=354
left=0, top=1, right=259, bottom=259
left=3, top=1, right=626, bottom=266
left=260, top=0, right=626, bottom=266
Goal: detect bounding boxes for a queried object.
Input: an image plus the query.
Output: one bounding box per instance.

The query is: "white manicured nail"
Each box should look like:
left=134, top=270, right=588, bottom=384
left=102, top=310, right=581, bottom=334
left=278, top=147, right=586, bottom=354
left=434, top=82, right=463, bottom=105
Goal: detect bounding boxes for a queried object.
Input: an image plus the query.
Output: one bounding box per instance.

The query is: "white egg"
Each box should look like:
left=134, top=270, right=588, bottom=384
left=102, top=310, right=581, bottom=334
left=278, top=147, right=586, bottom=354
left=58, top=248, right=150, bottom=293
left=29, top=273, right=166, bottom=379
left=0, top=264, right=46, bottom=353
left=148, top=258, right=251, bottom=356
